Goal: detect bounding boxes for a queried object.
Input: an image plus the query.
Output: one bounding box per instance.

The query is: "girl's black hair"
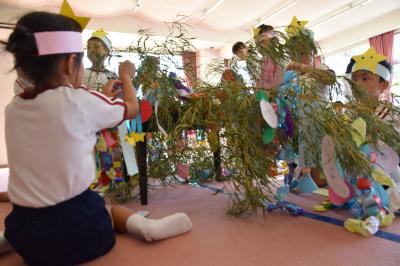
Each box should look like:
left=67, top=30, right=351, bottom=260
left=232, top=42, right=246, bottom=54
left=1, top=12, right=83, bottom=98
left=257, top=24, right=274, bottom=35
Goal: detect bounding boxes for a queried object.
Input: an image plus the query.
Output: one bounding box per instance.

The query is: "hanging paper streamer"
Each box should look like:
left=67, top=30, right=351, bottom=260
left=321, top=135, right=355, bottom=205
left=126, top=110, right=146, bottom=146
left=118, top=122, right=139, bottom=176
left=155, top=100, right=168, bottom=137
left=284, top=105, right=295, bottom=137
left=375, top=143, right=399, bottom=174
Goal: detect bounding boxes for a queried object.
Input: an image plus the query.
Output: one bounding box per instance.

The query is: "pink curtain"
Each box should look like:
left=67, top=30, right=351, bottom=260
left=314, top=55, right=322, bottom=66
left=369, top=31, right=394, bottom=63
left=369, top=31, right=394, bottom=101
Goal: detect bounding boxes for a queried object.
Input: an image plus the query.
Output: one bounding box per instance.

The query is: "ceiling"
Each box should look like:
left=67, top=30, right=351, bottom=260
left=0, top=0, right=399, bottom=56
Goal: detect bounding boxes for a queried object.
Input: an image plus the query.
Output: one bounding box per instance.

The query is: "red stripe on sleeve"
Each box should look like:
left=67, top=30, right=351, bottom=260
left=84, top=89, right=128, bottom=126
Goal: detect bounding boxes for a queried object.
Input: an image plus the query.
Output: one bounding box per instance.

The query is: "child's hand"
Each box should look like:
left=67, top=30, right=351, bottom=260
left=102, top=79, right=122, bottom=98
left=119, top=60, right=136, bottom=80
left=286, top=62, right=302, bottom=71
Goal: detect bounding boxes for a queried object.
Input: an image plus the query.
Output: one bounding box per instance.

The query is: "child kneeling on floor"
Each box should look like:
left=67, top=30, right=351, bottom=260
left=0, top=11, right=192, bottom=265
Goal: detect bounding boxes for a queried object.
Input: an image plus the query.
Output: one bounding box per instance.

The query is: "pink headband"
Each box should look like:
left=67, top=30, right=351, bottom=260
left=34, top=31, right=84, bottom=56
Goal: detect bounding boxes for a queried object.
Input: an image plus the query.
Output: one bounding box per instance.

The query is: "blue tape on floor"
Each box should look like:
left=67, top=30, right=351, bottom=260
left=191, top=182, right=400, bottom=243
left=302, top=211, right=344, bottom=226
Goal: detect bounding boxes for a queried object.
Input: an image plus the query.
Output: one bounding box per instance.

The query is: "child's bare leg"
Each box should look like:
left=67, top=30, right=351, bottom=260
left=0, top=192, right=9, bottom=202
left=109, top=205, right=192, bottom=242
left=0, top=231, right=13, bottom=254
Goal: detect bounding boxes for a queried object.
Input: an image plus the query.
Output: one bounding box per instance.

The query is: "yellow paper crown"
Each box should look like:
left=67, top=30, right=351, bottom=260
left=92, top=28, right=109, bottom=39
left=351, top=47, right=388, bottom=79
left=60, top=0, right=90, bottom=30
left=252, top=27, right=261, bottom=38
left=91, top=28, right=112, bottom=50
left=285, top=16, right=308, bottom=36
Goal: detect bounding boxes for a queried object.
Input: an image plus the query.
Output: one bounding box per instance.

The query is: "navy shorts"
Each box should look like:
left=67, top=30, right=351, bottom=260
left=4, top=189, right=115, bottom=266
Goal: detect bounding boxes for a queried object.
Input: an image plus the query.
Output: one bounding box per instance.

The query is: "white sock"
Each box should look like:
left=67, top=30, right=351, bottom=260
left=0, top=231, right=13, bottom=254
left=126, top=213, right=192, bottom=242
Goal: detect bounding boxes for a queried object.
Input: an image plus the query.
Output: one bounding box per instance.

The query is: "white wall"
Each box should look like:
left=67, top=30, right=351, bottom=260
left=319, top=8, right=400, bottom=56
left=196, top=48, right=221, bottom=85
left=0, top=52, right=16, bottom=165
left=218, top=43, right=234, bottom=60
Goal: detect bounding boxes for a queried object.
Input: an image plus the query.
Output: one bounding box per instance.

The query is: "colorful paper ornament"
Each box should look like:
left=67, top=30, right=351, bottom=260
left=96, top=134, right=108, bottom=152
left=101, top=153, right=113, bottom=170
left=371, top=167, right=395, bottom=188
left=350, top=117, right=367, bottom=148
left=125, top=132, right=146, bottom=146
left=126, top=108, right=146, bottom=146
left=357, top=177, right=371, bottom=190
left=260, top=99, right=278, bottom=128
left=262, top=126, right=275, bottom=144
left=103, top=131, right=117, bottom=147
left=113, top=161, right=122, bottom=169
left=140, top=100, right=153, bottom=123
left=99, top=171, right=111, bottom=186
left=296, top=173, right=318, bottom=193
left=106, top=168, right=117, bottom=179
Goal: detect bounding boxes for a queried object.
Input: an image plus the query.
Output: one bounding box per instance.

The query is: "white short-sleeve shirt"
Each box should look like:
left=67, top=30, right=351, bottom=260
left=5, top=85, right=127, bottom=207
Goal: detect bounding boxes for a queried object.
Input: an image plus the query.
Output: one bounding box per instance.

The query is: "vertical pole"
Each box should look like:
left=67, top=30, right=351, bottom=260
left=136, top=136, right=148, bottom=205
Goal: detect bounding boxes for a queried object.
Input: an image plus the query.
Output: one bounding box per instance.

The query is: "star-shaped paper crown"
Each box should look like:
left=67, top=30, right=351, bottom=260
left=348, top=47, right=390, bottom=81
left=285, top=16, right=308, bottom=36
left=91, top=28, right=112, bottom=50
left=59, top=0, right=90, bottom=30
left=252, top=27, right=261, bottom=38
left=92, top=28, right=108, bottom=39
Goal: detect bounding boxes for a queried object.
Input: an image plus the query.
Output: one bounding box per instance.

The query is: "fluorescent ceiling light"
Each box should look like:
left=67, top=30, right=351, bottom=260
left=257, top=0, right=302, bottom=26
left=200, top=0, right=224, bottom=20
left=310, top=0, right=376, bottom=28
